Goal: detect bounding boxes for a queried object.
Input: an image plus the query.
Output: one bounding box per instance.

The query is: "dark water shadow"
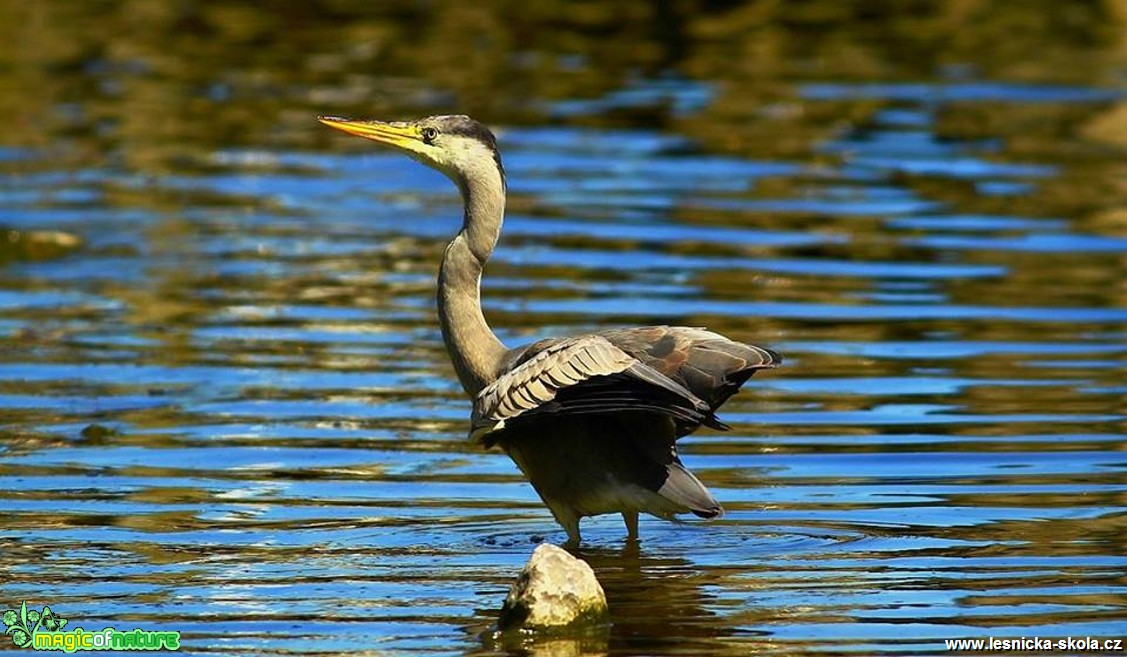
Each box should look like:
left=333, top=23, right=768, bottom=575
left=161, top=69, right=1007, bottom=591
left=472, top=540, right=774, bottom=657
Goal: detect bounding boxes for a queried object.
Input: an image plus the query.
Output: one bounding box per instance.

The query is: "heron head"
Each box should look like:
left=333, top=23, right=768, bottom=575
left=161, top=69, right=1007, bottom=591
left=318, top=114, right=505, bottom=192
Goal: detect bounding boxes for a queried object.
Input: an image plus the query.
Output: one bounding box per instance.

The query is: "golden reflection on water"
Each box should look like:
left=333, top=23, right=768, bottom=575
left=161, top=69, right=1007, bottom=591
left=0, top=1, right=1125, bottom=656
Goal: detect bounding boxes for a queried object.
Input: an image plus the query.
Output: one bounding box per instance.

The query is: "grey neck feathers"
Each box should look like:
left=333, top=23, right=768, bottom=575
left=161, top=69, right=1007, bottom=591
left=437, top=163, right=508, bottom=396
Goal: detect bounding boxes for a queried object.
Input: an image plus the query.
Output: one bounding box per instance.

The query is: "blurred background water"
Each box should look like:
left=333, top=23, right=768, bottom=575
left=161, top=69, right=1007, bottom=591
left=1, top=1, right=1125, bottom=655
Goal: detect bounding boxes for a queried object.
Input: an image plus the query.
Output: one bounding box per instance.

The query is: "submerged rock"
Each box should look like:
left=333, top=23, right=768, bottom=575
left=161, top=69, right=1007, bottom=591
left=498, top=543, right=608, bottom=631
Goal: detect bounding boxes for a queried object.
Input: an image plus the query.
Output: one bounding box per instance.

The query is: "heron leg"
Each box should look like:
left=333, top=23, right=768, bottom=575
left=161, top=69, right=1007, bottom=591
left=548, top=505, right=582, bottom=545
left=563, top=522, right=581, bottom=546
left=623, top=510, right=639, bottom=541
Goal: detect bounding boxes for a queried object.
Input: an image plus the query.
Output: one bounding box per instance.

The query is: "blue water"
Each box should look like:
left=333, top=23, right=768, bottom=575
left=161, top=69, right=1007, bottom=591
left=1, top=71, right=1125, bottom=656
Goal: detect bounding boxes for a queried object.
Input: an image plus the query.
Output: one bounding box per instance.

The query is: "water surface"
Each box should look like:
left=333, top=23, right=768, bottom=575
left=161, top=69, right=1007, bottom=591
left=1, top=2, right=1125, bottom=655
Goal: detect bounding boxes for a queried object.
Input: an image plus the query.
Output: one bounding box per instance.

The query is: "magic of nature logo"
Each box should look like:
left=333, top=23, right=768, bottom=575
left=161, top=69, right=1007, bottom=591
left=3, top=602, right=180, bottom=652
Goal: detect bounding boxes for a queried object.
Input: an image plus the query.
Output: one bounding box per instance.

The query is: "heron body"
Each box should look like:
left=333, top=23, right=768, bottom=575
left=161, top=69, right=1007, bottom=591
left=319, top=114, right=780, bottom=543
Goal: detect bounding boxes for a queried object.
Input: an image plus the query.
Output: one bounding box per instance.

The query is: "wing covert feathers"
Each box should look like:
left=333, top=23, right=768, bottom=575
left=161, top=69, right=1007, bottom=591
left=600, top=326, right=780, bottom=411
left=470, top=336, right=713, bottom=443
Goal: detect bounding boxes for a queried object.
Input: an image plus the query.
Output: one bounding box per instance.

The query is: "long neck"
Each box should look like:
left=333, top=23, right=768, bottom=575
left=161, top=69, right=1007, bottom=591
left=437, top=166, right=508, bottom=396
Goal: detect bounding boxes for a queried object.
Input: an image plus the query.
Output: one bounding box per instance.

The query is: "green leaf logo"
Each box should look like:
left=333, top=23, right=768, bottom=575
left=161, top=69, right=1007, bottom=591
left=40, top=606, right=67, bottom=631
left=3, top=601, right=56, bottom=648
left=10, top=628, right=29, bottom=647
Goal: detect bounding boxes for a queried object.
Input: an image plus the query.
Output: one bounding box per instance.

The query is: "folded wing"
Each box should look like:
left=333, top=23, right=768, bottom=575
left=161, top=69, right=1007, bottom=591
left=471, top=335, right=720, bottom=445
left=601, top=326, right=780, bottom=411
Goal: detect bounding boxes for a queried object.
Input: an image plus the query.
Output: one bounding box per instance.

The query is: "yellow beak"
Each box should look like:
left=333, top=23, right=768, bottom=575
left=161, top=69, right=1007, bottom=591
left=317, top=116, right=420, bottom=147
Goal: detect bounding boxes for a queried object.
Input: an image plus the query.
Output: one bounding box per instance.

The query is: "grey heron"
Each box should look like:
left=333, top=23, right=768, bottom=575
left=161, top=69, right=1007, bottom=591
left=319, top=114, right=780, bottom=544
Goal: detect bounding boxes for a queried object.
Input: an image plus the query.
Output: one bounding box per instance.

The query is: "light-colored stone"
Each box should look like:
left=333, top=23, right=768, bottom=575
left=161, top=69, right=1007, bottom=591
left=498, top=543, right=608, bottom=631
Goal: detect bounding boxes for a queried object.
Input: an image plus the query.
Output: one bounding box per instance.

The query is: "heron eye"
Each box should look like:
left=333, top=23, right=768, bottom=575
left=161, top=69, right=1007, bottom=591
left=421, top=127, right=438, bottom=143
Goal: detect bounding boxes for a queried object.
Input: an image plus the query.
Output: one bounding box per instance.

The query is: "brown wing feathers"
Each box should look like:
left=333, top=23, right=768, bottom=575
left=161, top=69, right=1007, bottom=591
left=602, top=326, right=780, bottom=410
left=471, top=328, right=778, bottom=444
left=546, top=369, right=711, bottom=423
left=677, top=340, right=779, bottom=409
left=470, top=336, right=716, bottom=443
